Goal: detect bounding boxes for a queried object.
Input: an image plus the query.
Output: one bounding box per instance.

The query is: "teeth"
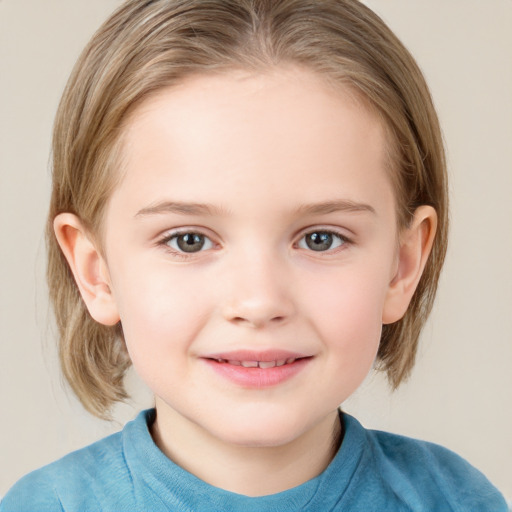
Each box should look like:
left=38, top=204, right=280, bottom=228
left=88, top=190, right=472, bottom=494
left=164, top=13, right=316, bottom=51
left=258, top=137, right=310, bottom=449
left=214, top=357, right=300, bottom=367
left=241, top=361, right=259, bottom=368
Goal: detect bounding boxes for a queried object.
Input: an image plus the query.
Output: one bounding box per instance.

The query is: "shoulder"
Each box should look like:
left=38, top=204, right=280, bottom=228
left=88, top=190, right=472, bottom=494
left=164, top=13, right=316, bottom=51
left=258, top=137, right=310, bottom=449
left=0, top=428, right=132, bottom=512
left=351, top=417, right=508, bottom=511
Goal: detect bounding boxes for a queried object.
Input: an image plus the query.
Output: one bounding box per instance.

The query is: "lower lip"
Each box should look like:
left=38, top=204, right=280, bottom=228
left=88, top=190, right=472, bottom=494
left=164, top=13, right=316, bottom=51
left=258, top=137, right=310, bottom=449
left=203, top=358, right=311, bottom=388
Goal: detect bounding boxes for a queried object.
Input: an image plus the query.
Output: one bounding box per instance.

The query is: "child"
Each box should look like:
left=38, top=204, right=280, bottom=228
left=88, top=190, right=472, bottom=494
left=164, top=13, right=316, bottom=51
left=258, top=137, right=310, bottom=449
left=1, top=0, right=508, bottom=510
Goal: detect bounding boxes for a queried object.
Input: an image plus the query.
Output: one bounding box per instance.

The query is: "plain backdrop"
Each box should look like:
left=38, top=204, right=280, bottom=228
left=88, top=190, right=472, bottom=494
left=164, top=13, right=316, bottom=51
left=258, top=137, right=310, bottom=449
left=1, top=0, right=511, bottom=501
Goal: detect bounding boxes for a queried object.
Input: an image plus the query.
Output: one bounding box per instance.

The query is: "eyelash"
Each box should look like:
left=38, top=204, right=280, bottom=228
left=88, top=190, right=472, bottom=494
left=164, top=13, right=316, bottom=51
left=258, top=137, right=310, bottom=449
left=296, top=229, right=351, bottom=254
left=157, top=230, right=215, bottom=260
left=156, top=228, right=352, bottom=259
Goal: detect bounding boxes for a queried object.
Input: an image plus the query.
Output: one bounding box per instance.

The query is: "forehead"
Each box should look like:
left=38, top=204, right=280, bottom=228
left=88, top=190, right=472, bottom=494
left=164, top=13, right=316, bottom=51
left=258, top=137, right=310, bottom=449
left=112, top=67, right=393, bottom=216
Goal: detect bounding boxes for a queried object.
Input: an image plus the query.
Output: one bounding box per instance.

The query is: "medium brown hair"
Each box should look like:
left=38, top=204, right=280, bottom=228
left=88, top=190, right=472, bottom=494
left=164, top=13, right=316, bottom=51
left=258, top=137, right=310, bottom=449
left=48, top=0, right=448, bottom=418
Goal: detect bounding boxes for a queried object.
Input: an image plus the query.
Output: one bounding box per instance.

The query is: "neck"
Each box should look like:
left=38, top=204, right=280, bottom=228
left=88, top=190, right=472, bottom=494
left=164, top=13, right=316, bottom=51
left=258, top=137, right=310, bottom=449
left=151, top=402, right=342, bottom=497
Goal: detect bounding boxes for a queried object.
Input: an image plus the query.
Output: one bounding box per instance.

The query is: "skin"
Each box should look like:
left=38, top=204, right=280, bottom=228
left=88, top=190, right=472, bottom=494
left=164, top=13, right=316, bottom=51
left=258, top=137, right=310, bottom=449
left=55, top=67, right=436, bottom=496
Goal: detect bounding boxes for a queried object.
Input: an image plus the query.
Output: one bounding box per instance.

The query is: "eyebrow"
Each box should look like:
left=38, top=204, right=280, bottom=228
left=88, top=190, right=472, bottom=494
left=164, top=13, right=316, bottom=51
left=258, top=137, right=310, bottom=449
left=135, top=199, right=376, bottom=218
left=295, top=200, right=376, bottom=216
left=135, top=201, right=227, bottom=218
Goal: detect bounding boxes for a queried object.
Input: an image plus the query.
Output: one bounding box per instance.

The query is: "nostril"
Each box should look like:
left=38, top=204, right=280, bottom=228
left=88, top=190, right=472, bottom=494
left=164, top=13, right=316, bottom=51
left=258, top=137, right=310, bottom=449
left=222, top=299, right=294, bottom=328
left=230, top=315, right=286, bottom=328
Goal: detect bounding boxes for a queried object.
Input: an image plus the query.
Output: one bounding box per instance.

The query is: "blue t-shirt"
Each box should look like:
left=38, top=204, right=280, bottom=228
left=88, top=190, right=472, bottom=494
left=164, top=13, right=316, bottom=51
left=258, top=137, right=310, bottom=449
left=1, top=409, right=507, bottom=511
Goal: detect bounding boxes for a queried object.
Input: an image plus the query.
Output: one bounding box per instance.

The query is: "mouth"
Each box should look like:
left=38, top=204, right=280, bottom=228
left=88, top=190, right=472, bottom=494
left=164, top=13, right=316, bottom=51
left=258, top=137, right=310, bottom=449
left=211, top=357, right=301, bottom=369
left=202, top=351, right=313, bottom=388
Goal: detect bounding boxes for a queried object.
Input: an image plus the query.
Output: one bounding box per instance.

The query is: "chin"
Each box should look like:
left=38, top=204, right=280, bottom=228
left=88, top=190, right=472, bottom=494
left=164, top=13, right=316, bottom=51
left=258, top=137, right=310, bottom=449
left=221, top=427, right=301, bottom=449
left=207, top=409, right=313, bottom=449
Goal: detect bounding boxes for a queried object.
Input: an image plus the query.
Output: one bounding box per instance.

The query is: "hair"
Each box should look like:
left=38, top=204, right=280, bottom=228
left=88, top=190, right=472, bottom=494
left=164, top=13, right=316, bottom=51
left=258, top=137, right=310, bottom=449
left=47, top=0, right=448, bottom=419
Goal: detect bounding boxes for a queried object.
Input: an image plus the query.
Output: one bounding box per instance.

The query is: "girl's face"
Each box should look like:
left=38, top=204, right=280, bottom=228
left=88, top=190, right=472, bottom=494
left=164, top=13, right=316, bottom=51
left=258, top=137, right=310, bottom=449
left=102, top=68, right=400, bottom=447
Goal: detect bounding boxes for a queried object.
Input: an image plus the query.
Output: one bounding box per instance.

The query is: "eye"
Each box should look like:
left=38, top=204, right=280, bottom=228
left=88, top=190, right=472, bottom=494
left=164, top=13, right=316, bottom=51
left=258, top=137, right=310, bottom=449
left=165, top=232, right=214, bottom=253
left=298, top=230, right=347, bottom=252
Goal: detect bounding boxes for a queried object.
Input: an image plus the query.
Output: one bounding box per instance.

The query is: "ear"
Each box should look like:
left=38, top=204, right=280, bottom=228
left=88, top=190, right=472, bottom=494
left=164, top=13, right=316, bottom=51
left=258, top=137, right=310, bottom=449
left=382, top=205, right=437, bottom=324
left=53, top=213, right=120, bottom=326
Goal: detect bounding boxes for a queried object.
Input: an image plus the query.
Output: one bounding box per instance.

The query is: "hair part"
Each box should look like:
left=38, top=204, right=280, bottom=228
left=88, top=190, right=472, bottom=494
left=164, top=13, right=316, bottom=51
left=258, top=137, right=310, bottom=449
left=48, top=0, right=448, bottom=418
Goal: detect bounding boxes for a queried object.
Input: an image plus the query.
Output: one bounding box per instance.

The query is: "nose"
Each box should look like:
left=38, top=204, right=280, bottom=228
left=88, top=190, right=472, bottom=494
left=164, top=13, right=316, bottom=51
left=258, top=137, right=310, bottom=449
left=220, top=251, right=295, bottom=329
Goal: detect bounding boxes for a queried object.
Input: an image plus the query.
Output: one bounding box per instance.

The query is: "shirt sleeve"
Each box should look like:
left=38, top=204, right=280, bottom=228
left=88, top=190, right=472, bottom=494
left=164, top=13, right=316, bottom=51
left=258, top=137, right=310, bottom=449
left=0, top=471, right=65, bottom=512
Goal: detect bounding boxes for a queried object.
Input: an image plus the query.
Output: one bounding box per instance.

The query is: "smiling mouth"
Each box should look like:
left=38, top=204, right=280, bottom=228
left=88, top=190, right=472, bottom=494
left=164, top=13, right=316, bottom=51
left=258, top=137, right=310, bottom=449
left=212, top=357, right=300, bottom=369
left=204, top=354, right=312, bottom=387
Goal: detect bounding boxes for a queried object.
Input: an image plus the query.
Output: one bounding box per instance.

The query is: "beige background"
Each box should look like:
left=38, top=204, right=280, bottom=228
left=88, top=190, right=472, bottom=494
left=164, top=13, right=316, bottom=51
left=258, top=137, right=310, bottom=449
left=1, top=0, right=511, bottom=501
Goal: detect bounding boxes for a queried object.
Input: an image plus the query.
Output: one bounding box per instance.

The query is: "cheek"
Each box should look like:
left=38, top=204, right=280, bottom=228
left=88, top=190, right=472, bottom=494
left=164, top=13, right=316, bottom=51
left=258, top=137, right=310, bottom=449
left=113, top=268, right=214, bottom=396
left=299, top=263, right=389, bottom=356
left=110, top=259, right=211, bottom=357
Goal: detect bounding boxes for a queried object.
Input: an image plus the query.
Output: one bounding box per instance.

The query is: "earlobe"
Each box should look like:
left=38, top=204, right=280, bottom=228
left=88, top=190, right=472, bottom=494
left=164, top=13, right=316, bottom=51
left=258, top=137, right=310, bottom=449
left=53, top=213, right=120, bottom=326
left=382, top=205, right=437, bottom=324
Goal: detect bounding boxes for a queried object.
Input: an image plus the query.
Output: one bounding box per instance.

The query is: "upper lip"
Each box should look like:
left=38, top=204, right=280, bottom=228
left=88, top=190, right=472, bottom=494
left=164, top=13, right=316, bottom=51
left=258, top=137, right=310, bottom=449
left=202, top=349, right=312, bottom=363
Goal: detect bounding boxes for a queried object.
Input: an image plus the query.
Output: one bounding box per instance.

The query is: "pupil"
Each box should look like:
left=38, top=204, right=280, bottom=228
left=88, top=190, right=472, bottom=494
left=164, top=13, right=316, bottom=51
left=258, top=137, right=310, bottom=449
left=306, top=232, right=332, bottom=251
left=177, top=233, right=205, bottom=253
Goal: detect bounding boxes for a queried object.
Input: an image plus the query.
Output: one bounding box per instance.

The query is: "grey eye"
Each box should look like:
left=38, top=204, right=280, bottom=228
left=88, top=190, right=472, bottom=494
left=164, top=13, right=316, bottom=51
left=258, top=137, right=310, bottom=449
left=168, top=233, right=213, bottom=253
left=298, top=231, right=345, bottom=252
